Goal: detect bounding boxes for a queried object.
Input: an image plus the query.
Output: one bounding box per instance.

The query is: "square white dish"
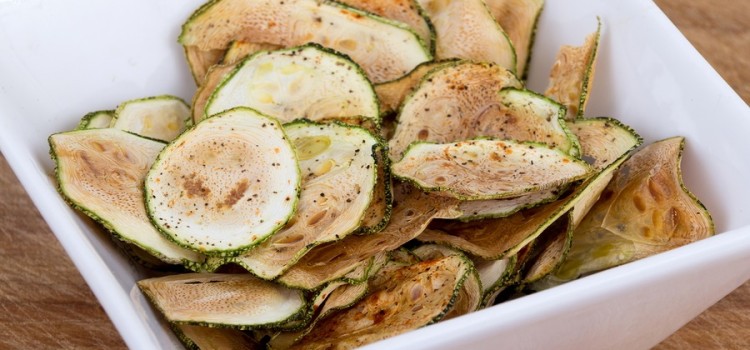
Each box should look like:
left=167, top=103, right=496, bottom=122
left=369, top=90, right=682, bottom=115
left=0, top=0, right=748, bottom=349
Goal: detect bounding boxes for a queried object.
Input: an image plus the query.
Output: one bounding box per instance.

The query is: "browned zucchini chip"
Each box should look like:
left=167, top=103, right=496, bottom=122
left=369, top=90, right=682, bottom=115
left=548, top=137, right=715, bottom=283
left=484, top=0, right=544, bottom=78
left=138, top=273, right=307, bottom=329
left=180, top=0, right=431, bottom=84
left=417, top=0, right=516, bottom=73
left=289, top=255, right=473, bottom=349
left=392, top=139, right=592, bottom=200
left=545, top=19, right=601, bottom=120
left=388, top=61, right=522, bottom=160
left=521, top=212, right=573, bottom=284
left=185, top=47, right=226, bottom=86
left=48, top=128, right=204, bottom=265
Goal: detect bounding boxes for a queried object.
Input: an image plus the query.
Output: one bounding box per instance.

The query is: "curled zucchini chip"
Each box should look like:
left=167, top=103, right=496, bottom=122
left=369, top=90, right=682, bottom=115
left=145, top=108, right=300, bottom=256
left=277, top=183, right=459, bottom=290
left=49, top=128, right=203, bottom=265
left=75, top=110, right=114, bottom=130
left=267, top=281, right=369, bottom=349
left=521, top=212, right=573, bottom=284
left=337, top=0, right=434, bottom=53
left=550, top=137, right=715, bottom=282
left=192, top=42, right=283, bottom=124
left=111, top=95, right=190, bottom=142
left=392, top=139, right=593, bottom=200
left=473, top=255, right=515, bottom=307
left=290, top=255, right=473, bottom=349
left=180, top=0, right=431, bottom=83
left=545, top=19, right=601, bottom=120
left=484, top=0, right=544, bottom=78
left=233, top=121, right=379, bottom=279
left=388, top=61, right=522, bottom=160
left=138, top=273, right=307, bottom=329
left=172, top=324, right=260, bottom=350
left=411, top=244, right=482, bottom=318
left=375, top=59, right=458, bottom=117
left=205, top=44, right=379, bottom=124
left=417, top=0, right=516, bottom=73
left=568, top=117, right=642, bottom=171
left=185, top=47, right=226, bottom=86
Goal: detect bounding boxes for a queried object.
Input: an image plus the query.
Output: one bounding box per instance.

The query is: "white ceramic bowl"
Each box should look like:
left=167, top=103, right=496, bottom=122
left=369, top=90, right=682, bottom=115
left=1, top=0, right=748, bottom=349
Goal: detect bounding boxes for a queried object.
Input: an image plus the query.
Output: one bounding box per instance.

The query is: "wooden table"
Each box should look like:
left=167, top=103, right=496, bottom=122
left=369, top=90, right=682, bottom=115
left=0, top=0, right=747, bottom=348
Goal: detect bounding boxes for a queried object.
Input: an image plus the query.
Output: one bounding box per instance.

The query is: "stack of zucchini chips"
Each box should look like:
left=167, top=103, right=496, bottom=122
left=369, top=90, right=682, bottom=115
left=49, top=0, right=714, bottom=348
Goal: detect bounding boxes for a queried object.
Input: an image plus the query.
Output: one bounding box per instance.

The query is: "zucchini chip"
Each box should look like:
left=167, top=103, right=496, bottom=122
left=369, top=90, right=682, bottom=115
left=337, top=0, right=434, bottom=53
left=49, top=128, right=203, bottom=265
left=411, top=244, right=482, bottom=318
left=545, top=20, right=601, bottom=120
left=392, top=139, right=592, bottom=200
left=417, top=0, right=516, bottom=73
left=180, top=0, right=431, bottom=84
left=353, top=142, right=393, bottom=234
left=484, top=0, right=545, bottom=78
left=290, top=255, right=473, bottom=349
left=549, top=137, right=715, bottom=283
left=375, top=59, right=459, bottom=117
left=277, top=183, right=459, bottom=290
left=568, top=117, right=642, bottom=171
left=388, top=61, right=522, bottom=160
left=145, top=108, right=300, bottom=256
left=204, top=45, right=379, bottom=124
left=233, top=121, right=379, bottom=279
left=111, top=95, right=190, bottom=142
left=185, top=47, right=226, bottom=86
left=75, top=110, right=113, bottom=130
left=172, top=324, right=260, bottom=350
left=138, top=273, right=307, bottom=329
left=192, top=42, right=283, bottom=124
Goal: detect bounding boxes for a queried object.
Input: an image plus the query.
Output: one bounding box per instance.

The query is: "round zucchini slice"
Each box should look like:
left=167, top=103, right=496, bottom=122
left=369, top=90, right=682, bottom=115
left=145, top=107, right=301, bottom=256
left=49, top=128, right=204, bottom=265
left=205, top=44, right=379, bottom=124
left=180, top=0, right=431, bottom=84
left=75, top=110, right=114, bottom=130
left=567, top=117, right=642, bottom=171
left=111, top=95, right=191, bottom=142
left=233, top=121, right=379, bottom=279
left=417, top=0, right=516, bottom=73
left=392, top=139, right=593, bottom=200
left=448, top=186, right=563, bottom=221
left=388, top=61, right=522, bottom=160
left=138, top=273, right=307, bottom=329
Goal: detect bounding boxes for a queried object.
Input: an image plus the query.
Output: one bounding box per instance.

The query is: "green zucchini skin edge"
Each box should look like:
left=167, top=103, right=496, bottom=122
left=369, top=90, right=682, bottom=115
left=393, top=137, right=593, bottom=201
left=144, top=106, right=302, bottom=258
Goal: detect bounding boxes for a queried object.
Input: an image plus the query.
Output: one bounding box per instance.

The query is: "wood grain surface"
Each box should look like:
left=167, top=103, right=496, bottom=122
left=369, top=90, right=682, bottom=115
left=0, top=0, right=747, bottom=349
